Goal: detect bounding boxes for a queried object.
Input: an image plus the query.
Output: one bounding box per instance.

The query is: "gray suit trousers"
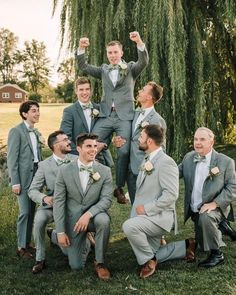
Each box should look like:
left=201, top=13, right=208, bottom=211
left=126, top=167, right=138, bottom=204
left=93, top=111, right=132, bottom=188
left=33, top=208, right=54, bottom=261
left=52, top=212, right=110, bottom=270
left=191, top=209, right=225, bottom=251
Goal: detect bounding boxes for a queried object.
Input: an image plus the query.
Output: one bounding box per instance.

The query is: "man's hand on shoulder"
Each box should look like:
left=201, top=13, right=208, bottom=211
left=79, top=37, right=90, bottom=49
left=129, top=31, right=144, bottom=46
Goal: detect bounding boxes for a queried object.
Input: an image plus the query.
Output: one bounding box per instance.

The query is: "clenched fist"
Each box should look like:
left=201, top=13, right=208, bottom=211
left=79, top=37, right=90, bottom=49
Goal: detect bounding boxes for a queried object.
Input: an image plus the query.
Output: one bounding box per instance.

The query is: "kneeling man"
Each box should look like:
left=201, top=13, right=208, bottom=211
left=53, top=133, right=113, bottom=280
left=123, top=125, right=181, bottom=278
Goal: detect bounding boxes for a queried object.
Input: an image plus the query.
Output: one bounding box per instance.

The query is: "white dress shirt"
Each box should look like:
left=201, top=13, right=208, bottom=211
left=77, top=159, right=93, bottom=193
left=24, top=121, right=39, bottom=163
left=134, top=106, right=154, bottom=131
left=78, top=101, right=92, bottom=131
left=191, top=150, right=212, bottom=212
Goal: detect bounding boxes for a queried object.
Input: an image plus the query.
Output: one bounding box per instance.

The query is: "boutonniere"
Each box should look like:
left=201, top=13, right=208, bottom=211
left=33, top=129, right=45, bottom=146
left=91, top=108, right=99, bottom=118
left=208, top=166, right=220, bottom=180
left=141, top=160, right=154, bottom=175
left=119, top=62, right=128, bottom=77
left=138, top=120, right=149, bottom=129
left=90, top=171, right=101, bottom=182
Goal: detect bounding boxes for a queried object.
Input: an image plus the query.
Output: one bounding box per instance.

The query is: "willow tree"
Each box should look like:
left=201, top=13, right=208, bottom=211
left=53, top=0, right=236, bottom=160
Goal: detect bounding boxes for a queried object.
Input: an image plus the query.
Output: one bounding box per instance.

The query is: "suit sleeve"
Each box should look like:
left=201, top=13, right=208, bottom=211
left=77, top=53, right=102, bottom=79
left=88, top=168, right=113, bottom=217
left=53, top=169, right=67, bottom=233
left=7, top=128, right=21, bottom=186
left=214, top=158, right=236, bottom=209
left=130, top=47, right=149, bottom=79
left=60, top=108, right=76, bottom=152
left=28, top=163, right=47, bottom=204
left=144, top=160, right=179, bottom=215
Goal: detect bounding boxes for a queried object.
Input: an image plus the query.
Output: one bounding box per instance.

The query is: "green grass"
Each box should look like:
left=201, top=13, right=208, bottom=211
left=0, top=103, right=236, bottom=294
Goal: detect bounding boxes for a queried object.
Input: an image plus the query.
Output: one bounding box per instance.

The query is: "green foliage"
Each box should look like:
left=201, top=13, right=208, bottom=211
left=55, top=80, right=75, bottom=103
left=28, top=93, right=42, bottom=103
left=53, top=0, right=236, bottom=160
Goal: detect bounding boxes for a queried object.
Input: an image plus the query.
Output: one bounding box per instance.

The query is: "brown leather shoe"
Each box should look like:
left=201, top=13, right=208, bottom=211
left=26, top=244, right=36, bottom=253
left=32, top=260, right=46, bottom=274
left=17, top=248, right=33, bottom=259
left=114, top=188, right=128, bottom=204
left=140, top=259, right=157, bottom=279
left=185, top=238, right=196, bottom=262
left=94, top=262, right=111, bottom=281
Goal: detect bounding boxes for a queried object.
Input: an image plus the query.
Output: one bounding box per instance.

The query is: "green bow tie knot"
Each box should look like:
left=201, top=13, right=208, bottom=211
left=80, top=165, right=93, bottom=173
left=193, top=155, right=206, bottom=163
left=57, top=158, right=71, bottom=166
left=108, top=64, right=120, bottom=71
left=81, top=103, right=93, bottom=110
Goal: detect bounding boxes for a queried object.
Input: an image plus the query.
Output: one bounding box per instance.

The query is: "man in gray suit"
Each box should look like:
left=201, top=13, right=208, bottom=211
left=28, top=130, right=77, bottom=274
left=77, top=32, right=149, bottom=204
left=60, top=76, right=113, bottom=167
left=179, top=127, right=236, bottom=267
left=7, top=101, right=43, bottom=258
left=53, top=133, right=113, bottom=280
left=114, top=81, right=166, bottom=204
left=123, top=125, right=186, bottom=279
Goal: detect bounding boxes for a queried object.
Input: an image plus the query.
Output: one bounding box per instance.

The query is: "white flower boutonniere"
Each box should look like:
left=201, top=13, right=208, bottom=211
left=141, top=160, right=154, bottom=175
left=119, top=62, right=128, bottom=77
left=91, top=108, right=99, bottom=118
left=90, top=172, right=101, bottom=182
left=38, top=135, right=46, bottom=146
left=208, top=166, right=220, bottom=180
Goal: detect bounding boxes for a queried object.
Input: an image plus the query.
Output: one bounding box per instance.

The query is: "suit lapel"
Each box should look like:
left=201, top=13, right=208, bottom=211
left=75, top=102, right=89, bottom=132
left=21, top=122, right=34, bottom=154
left=72, top=161, right=84, bottom=197
left=104, top=66, right=115, bottom=89
left=132, top=112, right=140, bottom=137
left=90, top=103, right=98, bottom=131
left=83, top=162, right=99, bottom=196
left=190, top=152, right=198, bottom=187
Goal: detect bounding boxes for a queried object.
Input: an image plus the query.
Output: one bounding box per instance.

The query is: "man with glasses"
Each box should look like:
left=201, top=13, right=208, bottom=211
left=28, top=130, right=77, bottom=274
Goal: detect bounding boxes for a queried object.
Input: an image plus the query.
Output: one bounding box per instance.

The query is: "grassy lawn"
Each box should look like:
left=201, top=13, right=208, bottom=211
left=0, top=103, right=68, bottom=146
left=0, top=103, right=236, bottom=294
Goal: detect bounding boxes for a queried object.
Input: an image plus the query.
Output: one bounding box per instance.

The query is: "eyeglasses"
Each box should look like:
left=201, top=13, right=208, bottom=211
left=54, top=138, right=70, bottom=144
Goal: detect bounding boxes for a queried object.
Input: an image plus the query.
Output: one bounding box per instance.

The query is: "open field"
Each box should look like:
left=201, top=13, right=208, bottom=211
left=0, top=103, right=69, bottom=146
left=0, top=103, right=236, bottom=294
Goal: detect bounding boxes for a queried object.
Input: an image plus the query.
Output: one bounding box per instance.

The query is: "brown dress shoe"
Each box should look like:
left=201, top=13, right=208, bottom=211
left=94, top=262, right=111, bottom=281
left=185, top=238, right=196, bottom=262
left=17, top=248, right=33, bottom=259
left=113, top=188, right=128, bottom=204
left=26, top=244, right=36, bottom=253
left=140, top=259, right=157, bottom=279
left=32, top=260, right=46, bottom=274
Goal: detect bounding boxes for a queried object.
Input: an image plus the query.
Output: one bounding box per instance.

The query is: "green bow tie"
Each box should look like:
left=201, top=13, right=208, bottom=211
left=81, top=103, right=93, bottom=110
left=136, top=107, right=145, bottom=115
left=108, top=64, right=120, bottom=71
left=80, top=165, right=93, bottom=173
left=28, top=127, right=37, bottom=133
left=57, top=158, right=71, bottom=166
left=193, top=155, right=206, bottom=163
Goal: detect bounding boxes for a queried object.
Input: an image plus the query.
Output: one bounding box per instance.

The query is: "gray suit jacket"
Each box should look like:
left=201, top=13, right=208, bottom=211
left=28, top=154, right=78, bottom=209
left=53, top=161, right=113, bottom=238
left=179, top=149, right=236, bottom=222
left=60, top=101, right=99, bottom=154
left=77, top=48, right=149, bottom=121
left=130, top=109, right=167, bottom=175
left=131, top=150, right=179, bottom=233
left=7, top=122, right=42, bottom=189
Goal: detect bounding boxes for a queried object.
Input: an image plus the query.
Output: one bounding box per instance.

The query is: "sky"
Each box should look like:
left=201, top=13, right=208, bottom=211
left=0, top=0, right=66, bottom=85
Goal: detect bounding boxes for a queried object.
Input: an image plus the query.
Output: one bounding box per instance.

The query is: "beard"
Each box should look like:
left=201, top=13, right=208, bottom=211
left=139, top=143, right=147, bottom=151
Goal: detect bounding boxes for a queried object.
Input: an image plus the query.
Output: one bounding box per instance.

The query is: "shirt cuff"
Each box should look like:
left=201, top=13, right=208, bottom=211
left=137, top=43, right=145, bottom=52
left=77, top=48, right=85, bottom=55
left=87, top=211, right=93, bottom=218
left=12, top=184, right=20, bottom=188
left=57, top=232, right=65, bottom=235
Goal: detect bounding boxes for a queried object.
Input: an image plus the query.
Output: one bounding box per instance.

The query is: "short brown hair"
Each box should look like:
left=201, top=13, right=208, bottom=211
left=76, top=133, right=98, bottom=147
left=147, top=81, right=163, bottom=103
left=74, top=76, right=91, bottom=93
left=19, top=100, right=39, bottom=120
left=106, top=40, right=123, bottom=50
left=47, top=130, right=66, bottom=151
left=143, top=124, right=164, bottom=146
